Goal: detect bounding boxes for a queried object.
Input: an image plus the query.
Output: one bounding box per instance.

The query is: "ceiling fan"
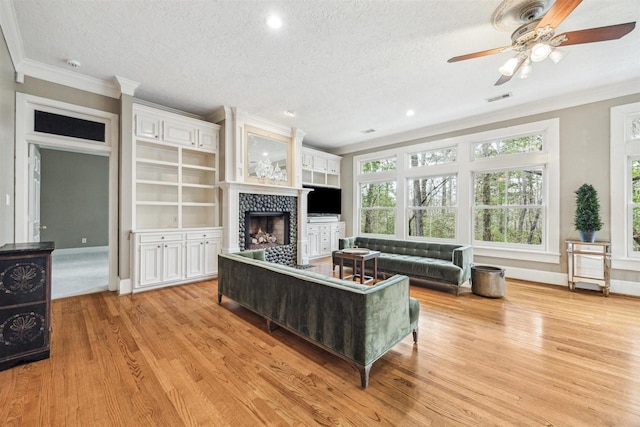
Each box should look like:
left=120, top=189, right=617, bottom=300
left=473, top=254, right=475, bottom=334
left=448, top=0, right=636, bottom=85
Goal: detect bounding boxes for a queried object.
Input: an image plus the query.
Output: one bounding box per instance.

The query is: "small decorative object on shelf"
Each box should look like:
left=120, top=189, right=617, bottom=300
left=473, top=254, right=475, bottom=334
left=574, top=183, right=603, bottom=243
left=566, top=240, right=611, bottom=297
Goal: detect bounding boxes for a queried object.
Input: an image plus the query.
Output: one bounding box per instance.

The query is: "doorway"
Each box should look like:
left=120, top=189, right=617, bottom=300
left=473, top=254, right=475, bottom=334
left=39, top=148, right=110, bottom=298
left=15, top=94, right=119, bottom=297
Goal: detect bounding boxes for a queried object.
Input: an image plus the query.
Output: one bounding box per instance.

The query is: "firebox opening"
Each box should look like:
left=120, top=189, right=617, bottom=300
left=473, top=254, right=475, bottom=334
left=244, top=211, right=290, bottom=250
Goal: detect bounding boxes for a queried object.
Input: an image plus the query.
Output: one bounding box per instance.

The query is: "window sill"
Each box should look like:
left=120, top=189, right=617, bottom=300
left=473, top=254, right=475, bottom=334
left=611, top=258, right=640, bottom=272
left=473, top=246, right=561, bottom=264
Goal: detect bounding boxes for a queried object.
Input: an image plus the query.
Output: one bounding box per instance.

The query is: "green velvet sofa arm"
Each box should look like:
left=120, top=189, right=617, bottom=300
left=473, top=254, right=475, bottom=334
left=453, top=245, right=473, bottom=282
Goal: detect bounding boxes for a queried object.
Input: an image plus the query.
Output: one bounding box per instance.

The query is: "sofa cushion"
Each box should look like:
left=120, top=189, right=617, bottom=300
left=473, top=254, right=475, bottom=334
left=354, top=237, right=461, bottom=261
left=377, top=253, right=463, bottom=285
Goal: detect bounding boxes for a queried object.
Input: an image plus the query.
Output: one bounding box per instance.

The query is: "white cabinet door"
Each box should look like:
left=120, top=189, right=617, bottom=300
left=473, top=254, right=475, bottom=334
left=185, top=240, right=205, bottom=278
left=330, top=222, right=345, bottom=252
left=313, top=156, right=328, bottom=172
left=135, top=113, right=162, bottom=141
left=199, top=126, right=218, bottom=151
left=308, top=225, right=321, bottom=257
left=163, top=241, right=184, bottom=282
left=327, top=158, right=340, bottom=174
left=139, top=243, right=163, bottom=286
left=163, top=119, right=198, bottom=147
left=204, top=238, right=220, bottom=275
left=301, top=152, right=313, bottom=169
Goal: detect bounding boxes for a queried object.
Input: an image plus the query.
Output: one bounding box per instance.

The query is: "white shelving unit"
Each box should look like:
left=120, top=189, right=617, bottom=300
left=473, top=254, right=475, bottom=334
left=301, top=147, right=341, bottom=188
left=307, top=221, right=345, bottom=259
left=131, top=104, right=222, bottom=292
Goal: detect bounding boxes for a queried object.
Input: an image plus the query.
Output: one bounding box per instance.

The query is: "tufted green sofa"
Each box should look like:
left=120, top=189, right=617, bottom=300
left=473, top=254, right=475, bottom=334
left=217, top=249, right=420, bottom=388
left=336, top=237, right=473, bottom=295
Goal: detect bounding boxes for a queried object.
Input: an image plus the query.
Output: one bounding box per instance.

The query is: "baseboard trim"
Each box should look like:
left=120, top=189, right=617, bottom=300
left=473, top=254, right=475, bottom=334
left=487, top=265, right=640, bottom=297
left=53, top=246, right=108, bottom=255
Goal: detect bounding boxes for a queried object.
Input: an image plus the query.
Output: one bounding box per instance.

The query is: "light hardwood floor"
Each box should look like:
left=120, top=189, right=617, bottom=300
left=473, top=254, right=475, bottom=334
left=1, top=258, right=639, bottom=426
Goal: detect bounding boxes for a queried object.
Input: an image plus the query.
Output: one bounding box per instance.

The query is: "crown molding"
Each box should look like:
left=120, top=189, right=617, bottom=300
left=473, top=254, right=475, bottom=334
left=0, top=0, right=25, bottom=70
left=17, top=59, right=121, bottom=98
left=333, top=78, right=640, bottom=155
left=114, top=75, right=140, bottom=97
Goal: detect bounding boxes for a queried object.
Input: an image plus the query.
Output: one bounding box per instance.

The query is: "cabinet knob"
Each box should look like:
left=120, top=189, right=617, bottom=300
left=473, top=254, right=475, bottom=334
left=161, top=236, right=165, bottom=239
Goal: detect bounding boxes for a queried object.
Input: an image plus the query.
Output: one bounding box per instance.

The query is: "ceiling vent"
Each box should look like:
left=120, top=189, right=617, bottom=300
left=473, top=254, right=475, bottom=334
left=360, top=128, right=376, bottom=134
left=486, top=92, right=513, bottom=103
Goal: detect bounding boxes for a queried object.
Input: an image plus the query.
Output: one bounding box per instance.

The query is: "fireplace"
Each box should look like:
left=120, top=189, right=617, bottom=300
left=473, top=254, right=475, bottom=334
left=238, top=193, right=298, bottom=265
left=244, top=211, right=290, bottom=249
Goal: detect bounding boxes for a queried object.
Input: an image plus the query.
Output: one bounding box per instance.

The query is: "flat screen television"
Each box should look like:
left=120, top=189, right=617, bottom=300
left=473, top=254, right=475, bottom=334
left=304, top=185, right=341, bottom=215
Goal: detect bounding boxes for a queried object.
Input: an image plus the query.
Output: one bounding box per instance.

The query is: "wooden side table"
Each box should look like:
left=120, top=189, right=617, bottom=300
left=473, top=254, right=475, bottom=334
left=334, top=249, right=380, bottom=285
left=566, top=240, right=611, bottom=297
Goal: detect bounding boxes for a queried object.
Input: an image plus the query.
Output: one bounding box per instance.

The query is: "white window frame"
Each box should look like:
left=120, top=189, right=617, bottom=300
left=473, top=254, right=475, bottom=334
left=610, top=102, right=640, bottom=271
left=353, top=119, right=560, bottom=263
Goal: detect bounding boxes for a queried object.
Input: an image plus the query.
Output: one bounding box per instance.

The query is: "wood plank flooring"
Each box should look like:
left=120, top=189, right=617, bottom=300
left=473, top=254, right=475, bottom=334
left=1, top=258, right=639, bottom=426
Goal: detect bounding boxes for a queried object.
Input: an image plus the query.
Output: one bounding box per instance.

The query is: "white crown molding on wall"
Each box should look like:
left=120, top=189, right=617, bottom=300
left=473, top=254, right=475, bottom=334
left=333, top=77, right=640, bottom=156
left=1, top=0, right=125, bottom=99
left=0, top=0, right=25, bottom=70
left=18, top=58, right=121, bottom=98
left=114, top=75, right=140, bottom=97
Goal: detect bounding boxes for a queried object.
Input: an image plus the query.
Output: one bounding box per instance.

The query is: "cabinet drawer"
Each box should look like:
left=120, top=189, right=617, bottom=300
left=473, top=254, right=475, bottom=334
left=139, top=233, right=183, bottom=243
left=186, top=231, right=216, bottom=240
left=573, top=243, right=606, bottom=254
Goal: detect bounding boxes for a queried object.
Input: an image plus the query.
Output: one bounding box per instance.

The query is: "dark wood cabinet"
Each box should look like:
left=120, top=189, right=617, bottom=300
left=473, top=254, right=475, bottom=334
left=0, top=242, right=54, bottom=371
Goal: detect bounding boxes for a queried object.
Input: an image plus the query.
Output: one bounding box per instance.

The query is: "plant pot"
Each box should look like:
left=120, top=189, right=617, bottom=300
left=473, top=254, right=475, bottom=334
left=579, top=230, right=596, bottom=243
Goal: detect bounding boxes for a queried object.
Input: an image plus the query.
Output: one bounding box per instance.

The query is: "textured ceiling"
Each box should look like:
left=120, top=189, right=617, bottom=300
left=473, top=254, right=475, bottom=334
left=5, top=0, right=640, bottom=152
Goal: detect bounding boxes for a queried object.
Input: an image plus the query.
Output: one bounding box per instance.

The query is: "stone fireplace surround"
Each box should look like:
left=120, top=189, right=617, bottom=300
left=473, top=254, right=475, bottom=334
left=220, top=182, right=311, bottom=266
left=239, top=193, right=297, bottom=265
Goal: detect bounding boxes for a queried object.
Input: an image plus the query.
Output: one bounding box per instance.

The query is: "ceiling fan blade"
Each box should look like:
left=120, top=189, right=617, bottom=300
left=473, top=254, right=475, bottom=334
left=556, top=22, right=636, bottom=46
left=536, top=0, right=582, bottom=31
left=494, top=57, right=525, bottom=86
left=447, top=46, right=512, bottom=63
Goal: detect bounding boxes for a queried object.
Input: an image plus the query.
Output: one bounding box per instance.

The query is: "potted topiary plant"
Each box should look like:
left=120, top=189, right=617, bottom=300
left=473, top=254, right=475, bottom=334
left=574, top=183, right=602, bottom=243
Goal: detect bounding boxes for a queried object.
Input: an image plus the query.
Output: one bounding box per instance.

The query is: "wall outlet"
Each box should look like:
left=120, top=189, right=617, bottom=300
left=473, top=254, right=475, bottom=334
left=5, top=194, right=9, bottom=206
left=81, top=238, right=87, bottom=244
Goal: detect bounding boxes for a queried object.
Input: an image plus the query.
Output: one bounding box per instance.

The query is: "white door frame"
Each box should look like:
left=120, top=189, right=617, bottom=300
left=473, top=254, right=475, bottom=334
left=15, top=93, right=119, bottom=292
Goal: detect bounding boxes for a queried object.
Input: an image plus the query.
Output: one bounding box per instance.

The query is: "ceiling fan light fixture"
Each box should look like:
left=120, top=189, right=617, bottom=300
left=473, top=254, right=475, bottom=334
left=519, top=58, right=532, bottom=79
left=499, top=56, right=520, bottom=76
left=548, top=48, right=566, bottom=64
left=530, top=42, right=551, bottom=62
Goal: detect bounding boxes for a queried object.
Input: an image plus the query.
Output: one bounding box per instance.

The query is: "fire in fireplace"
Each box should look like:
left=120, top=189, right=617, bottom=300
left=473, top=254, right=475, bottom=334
left=244, top=211, right=290, bottom=249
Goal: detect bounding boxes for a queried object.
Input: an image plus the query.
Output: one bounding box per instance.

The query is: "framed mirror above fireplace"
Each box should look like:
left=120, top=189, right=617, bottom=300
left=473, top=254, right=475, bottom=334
left=244, top=125, right=292, bottom=186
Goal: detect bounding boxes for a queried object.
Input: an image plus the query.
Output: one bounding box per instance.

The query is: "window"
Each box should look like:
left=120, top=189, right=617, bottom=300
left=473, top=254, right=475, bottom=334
left=360, top=156, right=396, bottom=174
left=473, top=134, right=542, bottom=159
left=473, top=168, right=543, bottom=245
left=632, top=159, right=640, bottom=253
left=408, top=175, right=456, bottom=239
left=409, top=147, right=456, bottom=167
left=360, top=181, right=396, bottom=235
left=611, top=103, right=640, bottom=270
left=352, top=119, right=559, bottom=262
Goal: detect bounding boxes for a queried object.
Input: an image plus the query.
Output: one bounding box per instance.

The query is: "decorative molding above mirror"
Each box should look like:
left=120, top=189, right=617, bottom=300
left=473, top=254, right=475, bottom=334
left=244, top=125, right=292, bottom=186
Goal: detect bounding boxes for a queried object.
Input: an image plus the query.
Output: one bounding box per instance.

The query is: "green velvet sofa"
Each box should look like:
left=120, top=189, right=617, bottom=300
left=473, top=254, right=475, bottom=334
left=335, top=237, right=473, bottom=295
left=217, top=249, right=420, bottom=388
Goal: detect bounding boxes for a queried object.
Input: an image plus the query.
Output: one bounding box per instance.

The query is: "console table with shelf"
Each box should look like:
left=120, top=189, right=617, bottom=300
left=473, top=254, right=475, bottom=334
left=566, top=240, right=611, bottom=297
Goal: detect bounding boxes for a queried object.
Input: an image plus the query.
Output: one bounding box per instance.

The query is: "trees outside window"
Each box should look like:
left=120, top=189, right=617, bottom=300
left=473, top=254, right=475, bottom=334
left=473, top=169, right=543, bottom=245
left=408, top=175, right=456, bottom=239
left=632, top=159, right=640, bottom=252
left=360, top=181, right=396, bottom=235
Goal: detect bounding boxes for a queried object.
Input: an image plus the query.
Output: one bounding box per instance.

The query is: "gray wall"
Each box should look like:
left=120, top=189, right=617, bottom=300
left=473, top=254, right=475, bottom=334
left=0, top=31, right=15, bottom=246
left=339, top=93, right=640, bottom=282
left=40, top=149, right=109, bottom=249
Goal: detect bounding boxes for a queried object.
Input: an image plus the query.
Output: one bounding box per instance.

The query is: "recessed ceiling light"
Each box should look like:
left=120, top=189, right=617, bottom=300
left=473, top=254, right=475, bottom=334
left=266, top=14, right=282, bottom=29
left=66, top=59, right=81, bottom=68
left=406, top=109, right=415, bottom=117
left=284, top=110, right=296, bottom=117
